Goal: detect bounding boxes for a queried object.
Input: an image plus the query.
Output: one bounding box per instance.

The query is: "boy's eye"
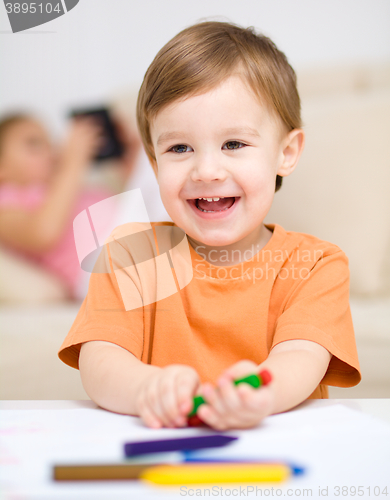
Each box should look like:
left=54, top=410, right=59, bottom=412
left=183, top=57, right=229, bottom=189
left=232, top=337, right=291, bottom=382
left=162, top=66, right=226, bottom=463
left=168, top=141, right=245, bottom=153
left=223, top=141, right=245, bottom=150
left=170, top=144, right=193, bottom=154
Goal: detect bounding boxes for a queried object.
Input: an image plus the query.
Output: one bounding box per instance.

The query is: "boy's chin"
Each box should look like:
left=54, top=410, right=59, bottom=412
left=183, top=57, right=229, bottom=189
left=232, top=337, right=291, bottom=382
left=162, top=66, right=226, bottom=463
left=188, top=233, right=240, bottom=248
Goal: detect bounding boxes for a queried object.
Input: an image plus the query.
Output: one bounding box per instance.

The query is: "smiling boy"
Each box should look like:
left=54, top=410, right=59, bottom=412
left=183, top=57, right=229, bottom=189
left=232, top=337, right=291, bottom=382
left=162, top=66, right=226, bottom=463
left=59, top=21, right=361, bottom=430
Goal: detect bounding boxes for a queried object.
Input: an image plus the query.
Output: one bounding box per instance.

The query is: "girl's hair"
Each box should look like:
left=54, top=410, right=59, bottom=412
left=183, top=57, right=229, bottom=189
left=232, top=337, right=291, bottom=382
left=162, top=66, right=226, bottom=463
left=136, top=20, right=302, bottom=192
left=0, top=113, right=31, bottom=157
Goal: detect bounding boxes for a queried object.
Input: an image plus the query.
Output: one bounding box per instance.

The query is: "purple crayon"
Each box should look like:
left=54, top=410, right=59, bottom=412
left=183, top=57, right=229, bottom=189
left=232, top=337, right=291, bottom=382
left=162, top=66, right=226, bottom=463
left=124, top=434, right=237, bottom=457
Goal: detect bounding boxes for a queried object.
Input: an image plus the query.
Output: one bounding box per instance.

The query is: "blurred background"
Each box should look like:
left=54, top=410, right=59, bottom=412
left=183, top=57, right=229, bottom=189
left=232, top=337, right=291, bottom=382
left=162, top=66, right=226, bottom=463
left=0, top=0, right=389, bottom=400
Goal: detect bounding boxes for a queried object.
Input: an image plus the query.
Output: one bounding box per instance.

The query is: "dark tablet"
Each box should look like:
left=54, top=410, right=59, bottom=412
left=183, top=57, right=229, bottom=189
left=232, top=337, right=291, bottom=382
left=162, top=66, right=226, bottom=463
left=69, top=106, right=124, bottom=163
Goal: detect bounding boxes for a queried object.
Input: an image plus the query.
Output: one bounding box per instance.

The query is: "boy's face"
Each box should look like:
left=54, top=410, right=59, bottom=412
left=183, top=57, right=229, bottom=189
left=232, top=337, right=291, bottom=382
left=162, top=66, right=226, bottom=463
left=150, top=74, right=301, bottom=251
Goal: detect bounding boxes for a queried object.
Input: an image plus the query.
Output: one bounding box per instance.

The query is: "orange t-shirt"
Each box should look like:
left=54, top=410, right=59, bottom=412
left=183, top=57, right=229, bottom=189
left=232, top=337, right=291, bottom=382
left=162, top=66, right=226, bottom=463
left=58, top=221, right=361, bottom=399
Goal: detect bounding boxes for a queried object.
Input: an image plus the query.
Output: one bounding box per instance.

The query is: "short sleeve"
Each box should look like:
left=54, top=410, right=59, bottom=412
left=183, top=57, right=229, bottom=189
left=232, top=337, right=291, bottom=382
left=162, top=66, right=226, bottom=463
left=272, top=249, right=361, bottom=387
left=58, top=240, right=145, bottom=369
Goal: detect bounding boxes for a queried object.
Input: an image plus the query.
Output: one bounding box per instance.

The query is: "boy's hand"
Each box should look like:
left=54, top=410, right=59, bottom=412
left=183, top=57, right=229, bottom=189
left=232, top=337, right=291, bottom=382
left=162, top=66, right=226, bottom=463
left=134, top=364, right=200, bottom=429
left=196, top=360, right=275, bottom=430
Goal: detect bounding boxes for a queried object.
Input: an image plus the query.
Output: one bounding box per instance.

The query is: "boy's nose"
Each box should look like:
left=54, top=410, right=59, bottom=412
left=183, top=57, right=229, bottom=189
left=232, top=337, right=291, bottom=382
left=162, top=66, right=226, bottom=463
left=190, top=154, right=228, bottom=183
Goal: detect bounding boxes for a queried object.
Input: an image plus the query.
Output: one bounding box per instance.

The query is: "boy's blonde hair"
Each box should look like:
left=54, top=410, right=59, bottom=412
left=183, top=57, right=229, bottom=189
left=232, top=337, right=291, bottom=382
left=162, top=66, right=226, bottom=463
left=136, top=20, right=302, bottom=192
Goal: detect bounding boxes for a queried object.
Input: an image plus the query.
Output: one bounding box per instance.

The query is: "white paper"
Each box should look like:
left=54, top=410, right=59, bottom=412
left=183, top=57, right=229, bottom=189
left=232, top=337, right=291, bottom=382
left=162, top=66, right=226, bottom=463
left=1, top=403, right=389, bottom=499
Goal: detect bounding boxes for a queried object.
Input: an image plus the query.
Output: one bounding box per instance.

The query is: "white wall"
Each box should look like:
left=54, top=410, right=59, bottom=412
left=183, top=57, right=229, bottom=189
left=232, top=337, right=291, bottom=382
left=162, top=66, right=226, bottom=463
left=1, top=0, right=390, bottom=138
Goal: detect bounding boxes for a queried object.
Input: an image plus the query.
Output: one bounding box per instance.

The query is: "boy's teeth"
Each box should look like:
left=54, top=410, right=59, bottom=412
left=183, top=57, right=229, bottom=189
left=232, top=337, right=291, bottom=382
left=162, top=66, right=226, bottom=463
left=195, top=196, right=236, bottom=213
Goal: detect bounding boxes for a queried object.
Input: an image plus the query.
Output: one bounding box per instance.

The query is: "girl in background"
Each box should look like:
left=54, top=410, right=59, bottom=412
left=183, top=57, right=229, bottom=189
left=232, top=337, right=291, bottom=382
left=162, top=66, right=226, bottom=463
left=0, top=112, right=141, bottom=302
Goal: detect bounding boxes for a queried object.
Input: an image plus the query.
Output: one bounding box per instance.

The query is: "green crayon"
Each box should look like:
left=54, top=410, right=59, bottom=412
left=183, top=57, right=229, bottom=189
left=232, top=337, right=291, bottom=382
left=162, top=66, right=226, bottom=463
left=187, top=370, right=272, bottom=418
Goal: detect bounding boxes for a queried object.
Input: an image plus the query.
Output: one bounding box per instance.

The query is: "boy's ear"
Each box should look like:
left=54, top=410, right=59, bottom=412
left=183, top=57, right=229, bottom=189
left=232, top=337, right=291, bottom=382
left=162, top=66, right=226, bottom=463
left=277, top=128, right=305, bottom=178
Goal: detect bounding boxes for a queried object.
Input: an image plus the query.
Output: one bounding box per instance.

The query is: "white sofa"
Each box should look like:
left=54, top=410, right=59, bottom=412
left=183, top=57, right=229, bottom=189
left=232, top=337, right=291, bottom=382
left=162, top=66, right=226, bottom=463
left=266, top=63, right=390, bottom=297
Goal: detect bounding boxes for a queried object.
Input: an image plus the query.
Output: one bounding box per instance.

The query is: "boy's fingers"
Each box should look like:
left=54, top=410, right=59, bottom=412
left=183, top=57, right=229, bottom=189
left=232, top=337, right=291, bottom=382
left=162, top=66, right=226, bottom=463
left=197, top=382, right=273, bottom=431
left=199, top=383, right=216, bottom=403
left=211, top=378, right=242, bottom=415
left=198, top=404, right=248, bottom=431
left=145, top=381, right=173, bottom=428
left=239, top=385, right=273, bottom=420
left=197, top=404, right=226, bottom=430
left=201, top=383, right=228, bottom=416
left=212, top=382, right=257, bottom=426
left=237, top=382, right=257, bottom=400
left=176, top=374, right=196, bottom=416
left=203, top=382, right=263, bottom=428
left=176, top=382, right=193, bottom=415
left=202, top=402, right=258, bottom=430
left=217, top=377, right=242, bottom=412
left=140, top=406, right=162, bottom=429
left=158, top=375, right=183, bottom=426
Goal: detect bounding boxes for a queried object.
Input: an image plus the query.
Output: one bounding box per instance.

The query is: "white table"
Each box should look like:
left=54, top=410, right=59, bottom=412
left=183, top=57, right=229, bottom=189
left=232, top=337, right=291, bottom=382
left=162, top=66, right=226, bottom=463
left=1, top=399, right=390, bottom=499
left=2, top=397, right=390, bottom=422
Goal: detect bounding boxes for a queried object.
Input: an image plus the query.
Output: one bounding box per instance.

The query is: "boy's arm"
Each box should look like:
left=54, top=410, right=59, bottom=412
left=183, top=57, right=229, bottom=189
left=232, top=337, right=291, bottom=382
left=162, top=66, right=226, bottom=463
left=259, top=339, right=332, bottom=414
left=195, top=339, right=332, bottom=430
left=79, top=340, right=201, bottom=427
left=79, top=340, right=162, bottom=415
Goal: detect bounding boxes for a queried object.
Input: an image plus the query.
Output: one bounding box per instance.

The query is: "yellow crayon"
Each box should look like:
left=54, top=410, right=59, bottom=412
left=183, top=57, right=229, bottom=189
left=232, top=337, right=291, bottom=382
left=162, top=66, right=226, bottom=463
left=140, top=463, right=291, bottom=485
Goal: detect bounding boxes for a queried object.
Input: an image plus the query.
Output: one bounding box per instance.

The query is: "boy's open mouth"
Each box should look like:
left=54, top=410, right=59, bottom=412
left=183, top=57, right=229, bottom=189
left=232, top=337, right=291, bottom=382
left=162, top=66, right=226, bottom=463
left=190, top=196, right=237, bottom=213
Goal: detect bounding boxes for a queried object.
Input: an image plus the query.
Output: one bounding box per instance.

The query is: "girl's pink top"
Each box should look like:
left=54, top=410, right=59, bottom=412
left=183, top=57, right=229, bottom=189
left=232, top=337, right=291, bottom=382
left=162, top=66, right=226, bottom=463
left=0, top=183, right=114, bottom=297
